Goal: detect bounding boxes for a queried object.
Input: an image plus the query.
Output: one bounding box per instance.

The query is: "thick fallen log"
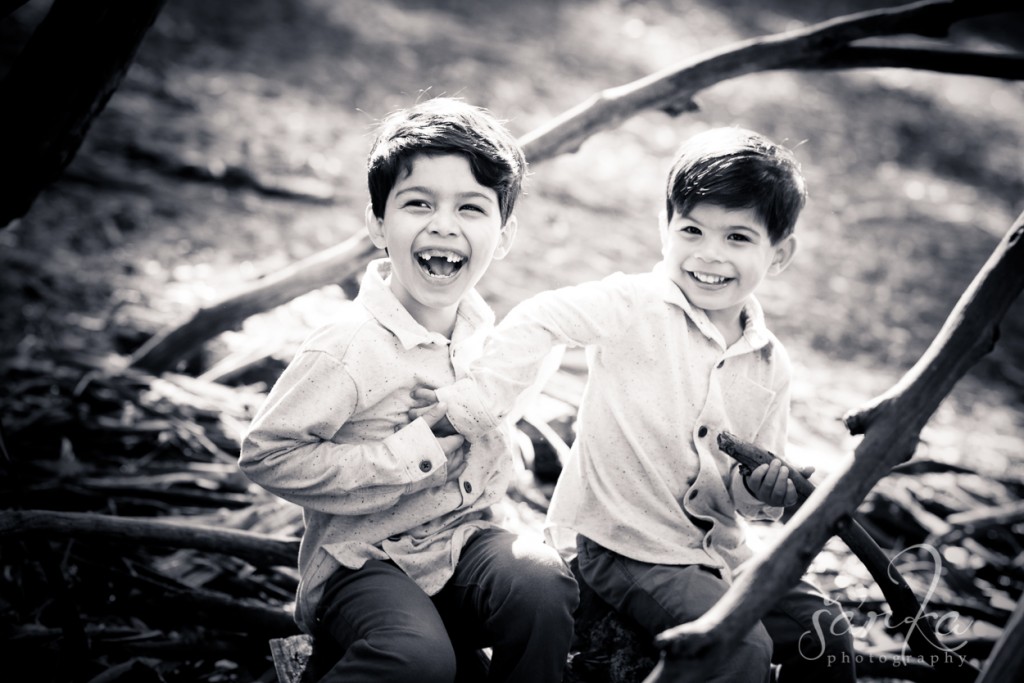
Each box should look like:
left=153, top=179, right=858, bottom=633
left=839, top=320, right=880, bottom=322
left=647, top=211, right=1024, bottom=682
left=126, top=0, right=1023, bottom=374
left=0, top=509, right=298, bottom=570
left=567, top=559, right=658, bottom=683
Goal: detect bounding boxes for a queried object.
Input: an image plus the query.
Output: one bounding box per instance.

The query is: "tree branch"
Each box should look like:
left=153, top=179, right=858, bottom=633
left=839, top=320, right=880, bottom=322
left=125, top=1, right=1022, bottom=375
left=647, top=209, right=1024, bottom=682
left=0, top=0, right=169, bottom=227
left=718, top=432, right=978, bottom=679
left=128, top=231, right=378, bottom=372
left=977, top=594, right=1024, bottom=683
left=519, top=0, right=1020, bottom=161
left=0, top=509, right=298, bottom=570
left=811, top=45, right=1024, bottom=79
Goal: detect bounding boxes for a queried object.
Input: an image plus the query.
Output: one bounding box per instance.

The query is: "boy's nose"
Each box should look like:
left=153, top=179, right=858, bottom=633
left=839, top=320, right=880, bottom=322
left=428, top=211, right=460, bottom=237
left=694, top=243, right=724, bottom=262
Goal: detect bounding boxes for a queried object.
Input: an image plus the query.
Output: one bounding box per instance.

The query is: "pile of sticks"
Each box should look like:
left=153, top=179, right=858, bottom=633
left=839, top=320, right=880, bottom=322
left=1, top=347, right=1021, bottom=683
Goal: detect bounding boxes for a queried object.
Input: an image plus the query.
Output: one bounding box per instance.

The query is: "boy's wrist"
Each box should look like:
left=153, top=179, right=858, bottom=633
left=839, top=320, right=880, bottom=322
left=434, top=381, right=498, bottom=439
left=387, top=417, right=448, bottom=483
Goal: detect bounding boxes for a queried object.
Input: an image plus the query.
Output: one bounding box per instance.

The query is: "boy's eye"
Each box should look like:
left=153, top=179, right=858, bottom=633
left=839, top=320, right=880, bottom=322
left=403, top=199, right=431, bottom=210
left=461, top=203, right=486, bottom=214
left=728, top=233, right=753, bottom=243
left=677, top=225, right=701, bottom=235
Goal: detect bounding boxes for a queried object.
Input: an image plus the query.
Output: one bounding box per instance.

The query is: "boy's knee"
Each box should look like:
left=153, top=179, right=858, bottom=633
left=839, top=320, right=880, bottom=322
left=703, top=622, right=772, bottom=683
left=507, top=544, right=579, bottom=613
left=404, top=636, right=457, bottom=683
left=741, top=623, right=774, bottom=672
left=367, top=628, right=457, bottom=683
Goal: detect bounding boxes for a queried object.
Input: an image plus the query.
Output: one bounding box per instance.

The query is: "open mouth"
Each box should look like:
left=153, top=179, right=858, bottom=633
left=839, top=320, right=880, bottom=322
left=689, top=271, right=732, bottom=286
left=416, top=249, right=466, bottom=279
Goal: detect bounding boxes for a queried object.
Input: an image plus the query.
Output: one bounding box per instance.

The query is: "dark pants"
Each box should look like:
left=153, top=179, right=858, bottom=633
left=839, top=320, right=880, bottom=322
left=577, top=536, right=857, bottom=683
left=307, top=528, right=579, bottom=683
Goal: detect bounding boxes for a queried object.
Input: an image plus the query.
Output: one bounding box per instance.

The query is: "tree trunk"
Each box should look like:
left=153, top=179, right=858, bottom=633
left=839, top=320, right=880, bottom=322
left=0, top=0, right=168, bottom=227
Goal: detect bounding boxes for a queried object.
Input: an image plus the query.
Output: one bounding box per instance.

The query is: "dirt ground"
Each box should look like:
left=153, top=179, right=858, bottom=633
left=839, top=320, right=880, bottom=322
left=2, top=0, right=1024, bottom=679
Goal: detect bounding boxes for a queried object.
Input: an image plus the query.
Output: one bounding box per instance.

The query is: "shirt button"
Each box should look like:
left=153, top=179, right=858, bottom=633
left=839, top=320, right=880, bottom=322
left=419, top=460, right=432, bottom=472
left=717, top=360, right=725, bottom=369
left=388, top=535, right=401, bottom=542
left=463, top=481, right=473, bottom=494
left=689, top=489, right=699, bottom=500
left=698, top=426, right=708, bottom=438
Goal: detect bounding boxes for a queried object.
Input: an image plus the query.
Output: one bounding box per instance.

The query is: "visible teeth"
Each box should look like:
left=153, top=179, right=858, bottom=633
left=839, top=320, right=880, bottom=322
left=416, top=249, right=466, bottom=278
left=692, top=272, right=728, bottom=284
left=417, top=249, right=464, bottom=263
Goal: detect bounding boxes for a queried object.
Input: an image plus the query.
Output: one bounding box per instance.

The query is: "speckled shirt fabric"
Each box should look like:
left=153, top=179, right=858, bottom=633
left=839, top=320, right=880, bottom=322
left=240, top=259, right=513, bottom=632
left=437, top=262, right=788, bottom=578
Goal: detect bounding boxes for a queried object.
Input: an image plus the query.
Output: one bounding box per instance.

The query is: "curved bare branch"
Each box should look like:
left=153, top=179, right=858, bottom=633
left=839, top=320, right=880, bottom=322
left=127, top=0, right=1022, bottom=374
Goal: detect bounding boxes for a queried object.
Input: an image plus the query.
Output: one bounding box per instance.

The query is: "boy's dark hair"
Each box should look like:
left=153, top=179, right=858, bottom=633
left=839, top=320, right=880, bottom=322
left=367, top=98, right=526, bottom=224
left=665, top=127, right=807, bottom=243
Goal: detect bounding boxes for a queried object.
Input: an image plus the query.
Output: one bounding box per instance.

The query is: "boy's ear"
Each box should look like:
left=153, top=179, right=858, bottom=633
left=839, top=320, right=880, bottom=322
left=365, top=202, right=387, bottom=249
left=769, top=235, right=798, bottom=275
left=657, top=209, right=670, bottom=254
left=492, top=214, right=518, bottom=261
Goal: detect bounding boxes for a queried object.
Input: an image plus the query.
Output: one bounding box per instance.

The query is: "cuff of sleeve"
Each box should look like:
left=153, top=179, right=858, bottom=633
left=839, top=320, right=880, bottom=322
left=435, top=379, right=500, bottom=439
left=383, top=417, right=448, bottom=486
left=732, top=467, right=783, bottom=521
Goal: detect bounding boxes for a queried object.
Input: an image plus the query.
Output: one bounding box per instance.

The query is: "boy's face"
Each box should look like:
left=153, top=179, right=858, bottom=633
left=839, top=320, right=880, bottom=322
left=660, top=201, right=796, bottom=329
left=366, top=153, right=516, bottom=331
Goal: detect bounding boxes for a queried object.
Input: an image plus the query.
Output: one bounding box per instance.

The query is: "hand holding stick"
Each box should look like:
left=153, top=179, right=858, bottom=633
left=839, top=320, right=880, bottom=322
left=717, top=431, right=976, bottom=677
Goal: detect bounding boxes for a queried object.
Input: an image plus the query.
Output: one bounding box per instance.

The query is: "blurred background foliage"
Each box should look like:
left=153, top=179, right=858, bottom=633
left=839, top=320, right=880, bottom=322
left=2, top=0, right=1022, bottom=477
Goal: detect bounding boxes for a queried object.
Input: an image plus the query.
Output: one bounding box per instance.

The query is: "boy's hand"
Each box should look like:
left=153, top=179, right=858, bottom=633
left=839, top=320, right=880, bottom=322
left=408, top=387, right=458, bottom=437
left=419, top=401, right=467, bottom=484
left=407, top=386, right=467, bottom=483
left=407, top=397, right=466, bottom=485
left=420, top=435, right=468, bottom=488
left=745, top=459, right=815, bottom=508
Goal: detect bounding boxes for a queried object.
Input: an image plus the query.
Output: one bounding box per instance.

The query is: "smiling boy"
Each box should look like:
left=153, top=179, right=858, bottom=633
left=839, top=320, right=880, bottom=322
left=239, top=98, right=578, bottom=683
left=422, top=127, right=857, bottom=682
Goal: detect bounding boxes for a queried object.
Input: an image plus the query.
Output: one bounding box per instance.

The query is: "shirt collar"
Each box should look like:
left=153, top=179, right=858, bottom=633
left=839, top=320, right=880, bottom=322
left=652, top=261, right=771, bottom=351
left=355, top=258, right=494, bottom=350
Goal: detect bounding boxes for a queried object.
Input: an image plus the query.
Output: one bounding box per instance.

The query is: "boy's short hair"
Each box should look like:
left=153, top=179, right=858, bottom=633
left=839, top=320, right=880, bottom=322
left=665, top=127, right=807, bottom=243
left=367, top=98, right=527, bottom=224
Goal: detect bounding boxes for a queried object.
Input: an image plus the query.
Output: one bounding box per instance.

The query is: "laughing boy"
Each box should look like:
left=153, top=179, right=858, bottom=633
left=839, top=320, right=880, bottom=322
left=240, top=98, right=577, bottom=683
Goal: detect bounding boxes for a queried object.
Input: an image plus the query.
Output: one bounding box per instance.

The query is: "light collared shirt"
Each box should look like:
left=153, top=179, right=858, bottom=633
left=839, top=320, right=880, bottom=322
left=240, top=259, right=513, bottom=632
left=437, top=262, right=787, bottom=577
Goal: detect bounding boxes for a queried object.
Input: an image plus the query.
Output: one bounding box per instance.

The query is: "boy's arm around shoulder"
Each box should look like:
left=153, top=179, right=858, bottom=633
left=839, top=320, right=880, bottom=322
left=436, top=272, right=639, bottom=438
left=239, top=348, right=449, bottom=516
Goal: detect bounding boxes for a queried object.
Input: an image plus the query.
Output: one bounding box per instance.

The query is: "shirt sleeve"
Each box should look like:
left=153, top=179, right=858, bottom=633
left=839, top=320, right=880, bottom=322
left=239, top=350, right=448, bottom=515
left=436, top=274, right=634, bottom=440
